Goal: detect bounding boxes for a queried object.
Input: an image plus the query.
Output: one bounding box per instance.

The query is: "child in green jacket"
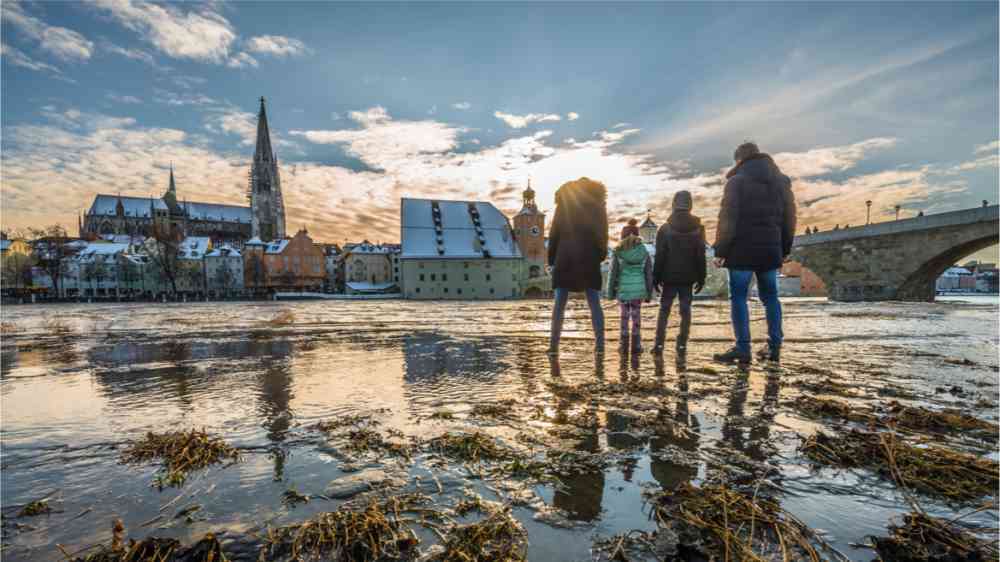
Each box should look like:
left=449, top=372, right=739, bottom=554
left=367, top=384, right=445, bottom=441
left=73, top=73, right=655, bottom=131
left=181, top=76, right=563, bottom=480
left=607, top=219, right=654, bottom=353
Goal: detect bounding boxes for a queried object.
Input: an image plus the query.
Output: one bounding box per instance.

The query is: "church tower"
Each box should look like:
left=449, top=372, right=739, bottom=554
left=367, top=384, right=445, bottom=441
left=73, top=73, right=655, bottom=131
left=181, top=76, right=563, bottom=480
left=249, top=97, right=286, bottom=242
left=513, top=180, right=546, bottom=274
left=639, top=212, right=657, bottom=245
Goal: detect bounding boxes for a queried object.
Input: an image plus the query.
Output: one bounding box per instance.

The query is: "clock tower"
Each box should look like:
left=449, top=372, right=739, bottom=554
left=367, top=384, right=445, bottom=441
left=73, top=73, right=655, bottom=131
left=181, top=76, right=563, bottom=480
left=513, top=181, right=546, bottom=269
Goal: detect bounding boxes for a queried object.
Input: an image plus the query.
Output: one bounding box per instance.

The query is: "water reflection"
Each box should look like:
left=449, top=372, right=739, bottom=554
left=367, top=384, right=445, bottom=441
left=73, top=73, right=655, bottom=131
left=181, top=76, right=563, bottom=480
left=552, top=421, right=605, bottom=521
left=649, top=360, right=701, bottom=491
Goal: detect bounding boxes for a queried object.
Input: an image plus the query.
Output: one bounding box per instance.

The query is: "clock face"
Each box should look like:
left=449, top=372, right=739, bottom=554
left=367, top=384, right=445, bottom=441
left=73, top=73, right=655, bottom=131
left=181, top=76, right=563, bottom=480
left=529, top=226, right=540, bottom=237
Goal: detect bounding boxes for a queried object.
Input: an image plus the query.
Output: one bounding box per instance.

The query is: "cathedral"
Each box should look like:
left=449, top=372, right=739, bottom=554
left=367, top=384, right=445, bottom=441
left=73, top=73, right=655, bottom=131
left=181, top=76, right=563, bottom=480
left=80, top=97, right=286, bottom=245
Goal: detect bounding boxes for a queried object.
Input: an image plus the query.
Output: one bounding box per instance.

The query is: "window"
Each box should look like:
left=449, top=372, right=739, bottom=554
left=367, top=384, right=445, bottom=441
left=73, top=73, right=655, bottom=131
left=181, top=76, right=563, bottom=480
left=416, top=287, right=421, bottom=293
left=486, top=274, right=491, bottom=281
left=419, top=262, right=425, bottom=269
left=442, top=274, right=448, bottom=281
left=457, top=288, right=462, bottom=294
left=464, top=262, right=469, bottom=269
left=485, top=262, right=491, bottom=269
left=420, top=274, right=425, bottom=281
left=490, top=288, right=495, bottom=294
left=464, top=273, right=469, bottom=281
left=431, top=273, right=436, bottom=281
left=444, top=287, right=449, bottom=293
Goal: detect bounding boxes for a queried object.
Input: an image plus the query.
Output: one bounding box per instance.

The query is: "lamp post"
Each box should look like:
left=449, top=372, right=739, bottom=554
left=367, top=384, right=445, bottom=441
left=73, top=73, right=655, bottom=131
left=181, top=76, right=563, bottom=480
left=894, top=205, right=901, bottom=221
left=866, top=200, right=873, bottom=225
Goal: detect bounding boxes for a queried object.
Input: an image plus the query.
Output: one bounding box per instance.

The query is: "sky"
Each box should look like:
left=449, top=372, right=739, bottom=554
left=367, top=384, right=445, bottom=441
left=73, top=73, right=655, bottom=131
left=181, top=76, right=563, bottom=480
left=1, top=1, right=997, bottom=259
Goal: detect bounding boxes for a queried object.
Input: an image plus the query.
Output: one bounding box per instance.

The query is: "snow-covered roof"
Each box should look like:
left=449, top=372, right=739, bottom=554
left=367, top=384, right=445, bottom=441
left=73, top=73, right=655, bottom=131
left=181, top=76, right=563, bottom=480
left=101, top=234, right=146, bottom=245
left=400, top=198, right=522, bottom=260
left=265, top=239, right=290, bottom=254
left=179, top=236, right=211, bottom=259
left=245, top=237, right=264, bottom=246
left=206, top=245, right=241, bottom=258
left=941, top=266, right=972, bottom=276
left=346, top=281, right=398, bottom=292
left=76, top=242, right=130, bottom=261
left=183, top=202, right=251, bottom=223
left=345, top=242, right=392, bottom=255
left=86, top=194, right=250, bottom=222
left=640, top=216, right=657, bottom=228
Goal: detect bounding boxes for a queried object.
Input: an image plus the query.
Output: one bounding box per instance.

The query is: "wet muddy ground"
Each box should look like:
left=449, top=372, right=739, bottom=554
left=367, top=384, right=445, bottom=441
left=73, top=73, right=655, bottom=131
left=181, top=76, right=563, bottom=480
left=1, top=296, right=997, bottom=560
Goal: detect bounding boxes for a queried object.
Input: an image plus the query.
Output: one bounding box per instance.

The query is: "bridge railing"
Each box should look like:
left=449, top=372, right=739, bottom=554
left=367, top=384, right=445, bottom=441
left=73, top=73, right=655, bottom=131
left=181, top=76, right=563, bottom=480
left=794, top=205, right=999, bottom=247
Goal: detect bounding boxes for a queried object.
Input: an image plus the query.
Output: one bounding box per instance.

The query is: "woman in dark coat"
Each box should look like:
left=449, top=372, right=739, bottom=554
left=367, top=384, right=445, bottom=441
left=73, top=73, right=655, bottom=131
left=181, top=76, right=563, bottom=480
left=547, top=177, right=609, bottom=354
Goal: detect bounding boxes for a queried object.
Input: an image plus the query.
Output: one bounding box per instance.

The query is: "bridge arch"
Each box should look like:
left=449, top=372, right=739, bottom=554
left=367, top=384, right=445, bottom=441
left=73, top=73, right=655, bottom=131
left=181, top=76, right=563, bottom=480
left=791, top=205, right=998, bottom=302
left=896, top=232, right=998, bottom=300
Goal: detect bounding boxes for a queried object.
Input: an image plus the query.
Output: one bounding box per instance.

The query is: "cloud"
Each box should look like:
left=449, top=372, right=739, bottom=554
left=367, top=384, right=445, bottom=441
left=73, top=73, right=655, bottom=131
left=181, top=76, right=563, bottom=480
left=170, top=75, right=207, bottom=89
left=2, top=1, right=94, bottom=61
left=452, top=101, right=471, bottom=110
left=153, top=89, right=217, bottom=106
left=226, top=51, right=258, bottom=68
left=102, top=41, right=156, bottom=65
left=493, top=111, right=562, bottom=129
left=974, top=139, right=999, bottom=155
left=106, top=92, right=142, bottom=104
left=567, top=112, right=579, bottom=121
left=772, top=137, right=897, bottom=178
left=90, top=0, right=236, bottom=64
left=204, top=108, right=256, bottom=145
left=1, top=42, right=72, bottom=81
left=244, top=35, right=311, bottom=57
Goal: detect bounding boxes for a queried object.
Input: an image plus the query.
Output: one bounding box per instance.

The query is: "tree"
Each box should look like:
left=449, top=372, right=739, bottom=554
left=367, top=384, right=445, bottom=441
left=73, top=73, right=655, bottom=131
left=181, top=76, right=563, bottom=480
left=246, top=252, right=268, bottom=294
left=83, top=259, right=107, bottom=297
left=146, top=226, right=183, bottom=295
left=1, top=244, right=35, bottom=295
left=28, top=225, right=76, bottom=298
left=118, top=255, right=143, bottom=298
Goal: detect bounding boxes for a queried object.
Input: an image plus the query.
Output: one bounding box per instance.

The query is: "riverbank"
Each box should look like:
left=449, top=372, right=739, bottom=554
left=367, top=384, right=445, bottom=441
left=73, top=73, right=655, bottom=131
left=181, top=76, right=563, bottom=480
left=1, top=298, right=997, bottom=561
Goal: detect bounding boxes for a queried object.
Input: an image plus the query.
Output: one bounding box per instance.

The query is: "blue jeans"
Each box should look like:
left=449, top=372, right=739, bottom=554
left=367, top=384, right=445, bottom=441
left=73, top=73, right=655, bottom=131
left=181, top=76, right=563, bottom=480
left=728, top=269, right=782, bottom=354
left=550, top=288, right=605, bottom=350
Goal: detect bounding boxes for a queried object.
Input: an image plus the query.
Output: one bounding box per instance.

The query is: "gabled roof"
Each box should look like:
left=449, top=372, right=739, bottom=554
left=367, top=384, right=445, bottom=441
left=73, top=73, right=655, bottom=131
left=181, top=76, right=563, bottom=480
left=179, top=236, right=211, bottom=259
left=400, top=198, right=522, bottom=259
left=89, top=195, right=166, bottom=218
left=265, top=239, right=290, bottom=254
left=206, top=245, right=241, bottom=258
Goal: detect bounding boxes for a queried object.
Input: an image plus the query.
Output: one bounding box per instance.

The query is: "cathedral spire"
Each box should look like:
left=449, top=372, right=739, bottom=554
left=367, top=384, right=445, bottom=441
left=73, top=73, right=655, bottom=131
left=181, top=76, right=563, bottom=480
left=167, top=163, right=176, bottom=195
left=254, top=96, right=274, bottom=162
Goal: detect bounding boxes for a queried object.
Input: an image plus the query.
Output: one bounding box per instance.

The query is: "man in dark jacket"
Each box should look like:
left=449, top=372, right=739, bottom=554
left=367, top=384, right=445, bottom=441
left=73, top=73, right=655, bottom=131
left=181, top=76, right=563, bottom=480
left=651, top=190, right=706, bottom=355
left=712, top=142, right=797, bottom=364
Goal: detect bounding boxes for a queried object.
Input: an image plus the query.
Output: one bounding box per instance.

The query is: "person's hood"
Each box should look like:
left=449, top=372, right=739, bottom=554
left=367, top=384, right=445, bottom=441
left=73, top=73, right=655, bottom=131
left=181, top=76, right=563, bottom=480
left=615, top=235, right=648, bottom=263
left=555, top=178, right=607, bottom=206
left=725, top=153, right=787, bottom=184
left=667, top=210, right=702, bottom=235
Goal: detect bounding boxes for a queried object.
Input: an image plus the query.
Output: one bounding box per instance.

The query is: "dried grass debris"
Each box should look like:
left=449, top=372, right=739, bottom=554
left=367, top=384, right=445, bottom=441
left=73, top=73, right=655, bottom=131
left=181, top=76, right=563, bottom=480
left=120, top=429, right=240, bottom=488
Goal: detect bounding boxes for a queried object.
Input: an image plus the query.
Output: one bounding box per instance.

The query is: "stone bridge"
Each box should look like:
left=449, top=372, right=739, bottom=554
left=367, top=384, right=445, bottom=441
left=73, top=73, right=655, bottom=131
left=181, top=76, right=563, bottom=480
left=790, top=205, right=999, bottom=301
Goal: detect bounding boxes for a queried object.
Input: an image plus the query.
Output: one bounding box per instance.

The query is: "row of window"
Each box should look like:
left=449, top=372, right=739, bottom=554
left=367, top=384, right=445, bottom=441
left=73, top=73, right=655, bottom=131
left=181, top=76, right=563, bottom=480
left=419, top=273, right=517, bottom=282
left=417, top=261, right=506, bottom=269
left=414, top=286, right=497, bottom=295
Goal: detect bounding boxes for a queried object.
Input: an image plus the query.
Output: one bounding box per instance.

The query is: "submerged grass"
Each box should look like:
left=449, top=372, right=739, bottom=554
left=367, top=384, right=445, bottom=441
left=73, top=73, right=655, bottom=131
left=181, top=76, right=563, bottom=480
left=120, top=429, right=240, bottom=488
left=434, top=508, right=528, bottom=562
left=869, top=510, right=999, bottom=562
left=428, top=432, right=514, bottom=464
left=647, top=481, right=825, bottom=561
left=64, top=520, right=228, bottom=562
left=259, top=495, right=424, bottom=562
left=800, top=430, right=999, bottom=502
left=792, top=396, right=875, bottom=423
left=882, top=401, right=999, bottom=440
left=17, top=499, right=53, bottom=517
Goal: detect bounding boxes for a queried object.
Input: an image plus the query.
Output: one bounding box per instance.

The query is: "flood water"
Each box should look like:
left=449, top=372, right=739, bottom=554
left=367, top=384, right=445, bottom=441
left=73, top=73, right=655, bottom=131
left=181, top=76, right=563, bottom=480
left=1, top=296, right=997, bottom=560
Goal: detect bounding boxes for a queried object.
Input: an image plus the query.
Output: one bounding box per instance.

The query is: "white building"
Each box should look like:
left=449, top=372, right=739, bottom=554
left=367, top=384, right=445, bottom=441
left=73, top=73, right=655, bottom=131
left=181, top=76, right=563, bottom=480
left=343, top=241, right=398, bottom=295
left=936, top=266, right=973, bottom=292
left=400, top=198, right=523, bottom=300
left=63, top=242, right=131, bottom=297
left=205, top=245, right=243, bottom=296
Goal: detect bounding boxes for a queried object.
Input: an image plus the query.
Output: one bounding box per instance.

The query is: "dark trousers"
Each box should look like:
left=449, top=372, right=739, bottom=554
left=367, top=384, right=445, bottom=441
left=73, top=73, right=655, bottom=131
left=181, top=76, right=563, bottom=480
left=654, top=284, right=693, bottom=349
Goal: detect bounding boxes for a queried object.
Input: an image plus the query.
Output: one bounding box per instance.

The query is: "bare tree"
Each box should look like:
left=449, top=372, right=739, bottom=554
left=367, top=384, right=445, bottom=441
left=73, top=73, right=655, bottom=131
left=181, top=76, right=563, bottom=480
left=28, top=225, right=77, bottom=298
left=146, top=227, right=183, bottom=296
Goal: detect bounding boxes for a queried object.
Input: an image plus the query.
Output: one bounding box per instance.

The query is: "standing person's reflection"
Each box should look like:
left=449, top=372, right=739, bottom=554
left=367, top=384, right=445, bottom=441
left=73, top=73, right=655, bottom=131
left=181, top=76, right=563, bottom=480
left=649, top=371, right=701, bottom=490
left=552, top=404, right=605, bottom=521
left=548, top=354, right=561, bottom=378
left=721, top=372, right=781, bottom=464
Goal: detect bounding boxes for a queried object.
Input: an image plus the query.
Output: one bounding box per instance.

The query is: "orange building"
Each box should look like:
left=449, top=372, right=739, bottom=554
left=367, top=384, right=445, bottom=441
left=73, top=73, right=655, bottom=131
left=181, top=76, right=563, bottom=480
left=244, top=228, right=325, bottom=292
left=513, top=182, right=546, bottom=278
left=782, top=261, right=827, bottom=297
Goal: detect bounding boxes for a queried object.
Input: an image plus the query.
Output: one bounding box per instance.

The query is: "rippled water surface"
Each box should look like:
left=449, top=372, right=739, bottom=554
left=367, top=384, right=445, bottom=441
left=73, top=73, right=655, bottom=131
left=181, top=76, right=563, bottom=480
left=2, top=296, right=997, bottom=560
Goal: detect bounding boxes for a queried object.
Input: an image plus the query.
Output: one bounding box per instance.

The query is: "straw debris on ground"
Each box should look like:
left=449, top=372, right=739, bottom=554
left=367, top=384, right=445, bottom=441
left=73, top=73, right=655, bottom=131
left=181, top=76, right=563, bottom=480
left=428, top=432, right=515, bottom=464
left=259, top=495, right=426, bottom=562
left=792, top=396, right=875, bottom=424
left=469, top=399, right=518, bottom=420
left=869, top=510, right=999, bottom=562
left=647, top=481, right=827, bottom=561
left=432, top=508, right=528, bottom=562
left=800, top=430, right=998, bottom=502
left=881, top=401, right=999, bottom=440
left=120, top=429, right=241, bottom=488
left=63, top=519, right=228, bottom=562
left=17, top=499, right=53, bottom=517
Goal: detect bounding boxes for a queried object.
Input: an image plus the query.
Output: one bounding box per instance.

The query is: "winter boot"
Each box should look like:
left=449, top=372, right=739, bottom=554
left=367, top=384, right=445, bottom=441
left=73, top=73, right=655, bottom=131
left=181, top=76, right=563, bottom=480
left=713, top=347, right=751, bottom=365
